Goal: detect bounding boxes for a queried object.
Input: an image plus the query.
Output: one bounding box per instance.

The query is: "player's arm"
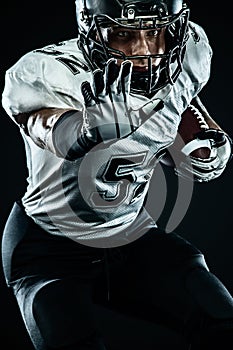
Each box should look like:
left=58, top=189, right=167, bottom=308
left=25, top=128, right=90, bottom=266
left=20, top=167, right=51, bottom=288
left=161, top=95, right=232, bottom=182
left=189, top=96, right=232, bottom=181
left=14, top=107, right=93, bottom=160
left=13, top=59, right=162, bottom=160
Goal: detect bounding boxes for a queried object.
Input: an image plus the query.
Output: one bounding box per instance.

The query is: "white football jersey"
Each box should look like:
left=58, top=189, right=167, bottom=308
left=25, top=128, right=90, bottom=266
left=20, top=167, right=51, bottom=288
left=2, top=21, right=212, bottom=247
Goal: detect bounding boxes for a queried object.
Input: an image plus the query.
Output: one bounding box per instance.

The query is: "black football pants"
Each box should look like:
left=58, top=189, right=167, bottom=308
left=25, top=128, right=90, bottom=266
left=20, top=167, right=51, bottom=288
left=2, top=201, right=233, bottom=349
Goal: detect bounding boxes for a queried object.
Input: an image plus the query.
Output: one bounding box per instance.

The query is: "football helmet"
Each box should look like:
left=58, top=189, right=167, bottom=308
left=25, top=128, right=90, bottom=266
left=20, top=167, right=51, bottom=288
left=76, top=0, right=190, bottom=96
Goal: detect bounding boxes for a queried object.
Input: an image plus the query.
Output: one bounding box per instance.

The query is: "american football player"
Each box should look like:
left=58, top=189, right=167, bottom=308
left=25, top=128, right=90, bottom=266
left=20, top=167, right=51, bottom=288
left=1, top=0, right=233, bottom=349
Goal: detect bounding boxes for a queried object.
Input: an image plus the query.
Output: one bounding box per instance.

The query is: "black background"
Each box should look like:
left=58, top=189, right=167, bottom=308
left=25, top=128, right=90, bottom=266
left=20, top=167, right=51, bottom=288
left=0, top=1, right=232, bottom=348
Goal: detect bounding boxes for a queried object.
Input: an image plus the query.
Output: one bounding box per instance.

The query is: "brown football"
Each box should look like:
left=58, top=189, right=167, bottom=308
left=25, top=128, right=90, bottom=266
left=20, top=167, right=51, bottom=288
left=161, top=104, right=211, bottom=167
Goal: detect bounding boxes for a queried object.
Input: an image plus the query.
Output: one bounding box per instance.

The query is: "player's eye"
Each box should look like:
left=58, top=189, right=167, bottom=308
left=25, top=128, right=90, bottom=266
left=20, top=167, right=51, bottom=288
left=116, top=31, right=131, bottom=38
left=146, top=29, right=160, bottom=37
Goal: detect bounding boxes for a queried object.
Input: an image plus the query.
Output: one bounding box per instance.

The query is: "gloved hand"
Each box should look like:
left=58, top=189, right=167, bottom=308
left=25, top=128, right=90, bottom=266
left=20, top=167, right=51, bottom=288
left=195, top=128, right=230, bottom=147
left=195, top=128, right=232, bottom=163
left=176, top=128, right=233, bottom=182
left=81, top=58, right=163, bottom=144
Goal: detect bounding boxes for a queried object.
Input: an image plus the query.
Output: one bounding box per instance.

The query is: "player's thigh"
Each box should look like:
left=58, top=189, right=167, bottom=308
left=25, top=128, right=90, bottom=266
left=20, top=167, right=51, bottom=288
left=13, top=275, right=100, bottom=349
left=111, top=229, right=205, bottom=318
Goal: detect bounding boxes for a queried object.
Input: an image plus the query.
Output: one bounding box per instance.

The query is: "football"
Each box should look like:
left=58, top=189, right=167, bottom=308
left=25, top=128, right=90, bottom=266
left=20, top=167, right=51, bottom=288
left=161, top=104, right=211, bottom=167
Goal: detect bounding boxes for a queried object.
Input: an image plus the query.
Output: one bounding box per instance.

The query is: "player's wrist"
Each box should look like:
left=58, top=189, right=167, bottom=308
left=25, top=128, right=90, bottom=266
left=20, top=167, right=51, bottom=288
left=52, top=110, right=94, bottom=160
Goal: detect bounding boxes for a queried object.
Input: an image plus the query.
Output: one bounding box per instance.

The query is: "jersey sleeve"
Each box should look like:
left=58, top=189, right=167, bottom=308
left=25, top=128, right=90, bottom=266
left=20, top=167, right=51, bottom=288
left=181, top=21, right=213, bottom=95
left=1, top=40, right=92, bottom=120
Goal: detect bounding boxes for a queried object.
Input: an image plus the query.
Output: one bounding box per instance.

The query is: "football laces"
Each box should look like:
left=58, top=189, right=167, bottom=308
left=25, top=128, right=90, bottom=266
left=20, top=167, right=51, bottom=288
left=188, top=104, right=209, bottom=130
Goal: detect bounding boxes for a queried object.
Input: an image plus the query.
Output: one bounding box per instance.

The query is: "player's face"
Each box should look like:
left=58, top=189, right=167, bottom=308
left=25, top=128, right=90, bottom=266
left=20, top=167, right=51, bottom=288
left=100, top=26, right=166, bottom=70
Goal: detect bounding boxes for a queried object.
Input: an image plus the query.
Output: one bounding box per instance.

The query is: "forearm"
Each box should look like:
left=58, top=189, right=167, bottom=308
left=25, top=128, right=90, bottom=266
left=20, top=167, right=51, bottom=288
left=14, top=108, right=94, bottom=160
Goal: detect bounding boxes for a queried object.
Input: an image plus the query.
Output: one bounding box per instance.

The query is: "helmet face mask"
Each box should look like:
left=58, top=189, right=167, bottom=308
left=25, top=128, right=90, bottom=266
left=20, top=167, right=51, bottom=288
left=76, top=0, right=190, bottom=96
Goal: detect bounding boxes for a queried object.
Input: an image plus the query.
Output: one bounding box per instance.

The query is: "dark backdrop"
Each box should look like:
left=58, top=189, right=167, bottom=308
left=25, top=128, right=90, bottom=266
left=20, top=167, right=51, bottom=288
left=0, top=1, right=232, bottom=349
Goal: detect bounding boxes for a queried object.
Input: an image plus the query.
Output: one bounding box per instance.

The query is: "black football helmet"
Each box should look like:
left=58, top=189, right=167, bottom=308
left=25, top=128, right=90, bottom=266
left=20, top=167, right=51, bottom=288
left=76, top=0, right=190, bottom=96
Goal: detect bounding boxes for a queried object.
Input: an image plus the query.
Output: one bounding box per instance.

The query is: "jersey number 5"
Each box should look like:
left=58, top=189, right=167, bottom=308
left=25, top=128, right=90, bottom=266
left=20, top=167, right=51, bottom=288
left=89, top=152, right=149, bottom=208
